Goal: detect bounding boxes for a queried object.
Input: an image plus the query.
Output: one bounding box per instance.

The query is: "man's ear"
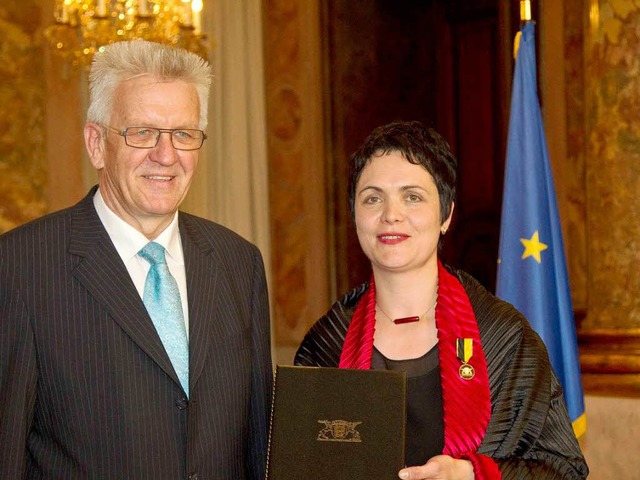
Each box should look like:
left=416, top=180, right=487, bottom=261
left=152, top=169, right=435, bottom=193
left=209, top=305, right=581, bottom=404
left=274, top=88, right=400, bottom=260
left=84, top=123, right=106, bottom=169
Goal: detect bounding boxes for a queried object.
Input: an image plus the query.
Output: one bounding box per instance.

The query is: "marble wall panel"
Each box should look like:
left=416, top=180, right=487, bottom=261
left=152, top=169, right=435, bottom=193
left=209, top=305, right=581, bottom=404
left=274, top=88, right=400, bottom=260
left=584, top=1, right=640, bottom=331
left=0, top=1, right=47, bottom=233
left=547, top=0, right=589, bottom=310
left=263, top=0, right=330, bottom=346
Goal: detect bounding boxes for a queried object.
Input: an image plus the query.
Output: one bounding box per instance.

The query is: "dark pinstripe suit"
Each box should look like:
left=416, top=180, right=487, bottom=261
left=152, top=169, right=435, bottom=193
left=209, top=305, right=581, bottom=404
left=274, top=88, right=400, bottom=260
left=0, top=187, right=272, bottom=479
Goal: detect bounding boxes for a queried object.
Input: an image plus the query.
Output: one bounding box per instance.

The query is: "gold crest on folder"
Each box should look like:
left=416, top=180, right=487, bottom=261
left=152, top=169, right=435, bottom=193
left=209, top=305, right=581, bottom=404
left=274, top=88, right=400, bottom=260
left=317, top=420, right=362, bottom=442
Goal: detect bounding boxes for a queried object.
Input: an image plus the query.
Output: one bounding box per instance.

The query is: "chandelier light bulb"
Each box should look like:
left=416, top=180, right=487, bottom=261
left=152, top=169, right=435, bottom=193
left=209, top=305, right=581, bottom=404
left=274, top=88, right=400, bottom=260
left=45, top=0, right=208, bottom=69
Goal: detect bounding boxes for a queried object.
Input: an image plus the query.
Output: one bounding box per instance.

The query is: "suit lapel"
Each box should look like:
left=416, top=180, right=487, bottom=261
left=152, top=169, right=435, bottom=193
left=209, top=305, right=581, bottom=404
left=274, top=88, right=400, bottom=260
left=180, top=216, right=219, bottom=390
left=69, top=189, right=181, bottom=389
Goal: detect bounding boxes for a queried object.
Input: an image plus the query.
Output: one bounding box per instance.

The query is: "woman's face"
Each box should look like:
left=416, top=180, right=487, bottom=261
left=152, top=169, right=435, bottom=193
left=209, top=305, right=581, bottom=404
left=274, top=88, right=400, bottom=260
left=354, top=151, right=453, bottom=275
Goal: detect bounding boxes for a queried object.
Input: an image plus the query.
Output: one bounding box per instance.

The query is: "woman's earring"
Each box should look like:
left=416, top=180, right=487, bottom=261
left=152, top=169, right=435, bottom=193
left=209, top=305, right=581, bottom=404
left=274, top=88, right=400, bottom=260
left=441, top=227, right=447, bottom=235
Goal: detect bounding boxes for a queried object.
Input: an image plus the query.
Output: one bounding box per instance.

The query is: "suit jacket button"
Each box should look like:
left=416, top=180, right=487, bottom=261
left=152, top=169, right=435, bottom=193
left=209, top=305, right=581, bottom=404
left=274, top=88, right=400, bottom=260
left=175, top=398, right=189, bottom=410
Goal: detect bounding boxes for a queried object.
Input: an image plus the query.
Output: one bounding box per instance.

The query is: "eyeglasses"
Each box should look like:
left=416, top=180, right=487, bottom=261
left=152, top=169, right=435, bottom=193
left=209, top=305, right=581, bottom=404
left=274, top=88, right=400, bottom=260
left=105, top=126, right=207, bottom=151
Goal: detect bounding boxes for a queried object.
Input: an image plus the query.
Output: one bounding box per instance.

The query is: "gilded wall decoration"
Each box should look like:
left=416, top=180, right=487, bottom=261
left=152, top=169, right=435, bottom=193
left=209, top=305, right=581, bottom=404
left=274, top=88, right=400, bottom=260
left=0, top=2, right=47, bottom=234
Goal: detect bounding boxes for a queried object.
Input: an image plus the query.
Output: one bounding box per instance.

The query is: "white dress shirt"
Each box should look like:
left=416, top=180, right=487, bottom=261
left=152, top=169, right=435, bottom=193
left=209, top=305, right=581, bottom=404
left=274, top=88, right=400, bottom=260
left=93, top=189, right=189, bottom=334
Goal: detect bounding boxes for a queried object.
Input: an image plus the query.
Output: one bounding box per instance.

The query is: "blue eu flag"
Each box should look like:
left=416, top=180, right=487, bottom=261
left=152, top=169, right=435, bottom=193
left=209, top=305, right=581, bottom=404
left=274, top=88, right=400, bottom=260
left=496, top=22, right=586, bottom=437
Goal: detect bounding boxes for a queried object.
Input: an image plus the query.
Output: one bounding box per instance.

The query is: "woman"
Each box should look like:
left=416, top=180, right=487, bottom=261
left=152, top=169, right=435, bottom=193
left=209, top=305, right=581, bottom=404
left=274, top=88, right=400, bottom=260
left=294, top=121, right=588, bottom=479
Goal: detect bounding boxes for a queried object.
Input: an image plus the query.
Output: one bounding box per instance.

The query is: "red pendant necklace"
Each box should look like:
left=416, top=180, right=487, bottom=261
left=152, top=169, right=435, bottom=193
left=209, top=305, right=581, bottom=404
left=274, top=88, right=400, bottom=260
left=376, top=296, right=437, bottom=325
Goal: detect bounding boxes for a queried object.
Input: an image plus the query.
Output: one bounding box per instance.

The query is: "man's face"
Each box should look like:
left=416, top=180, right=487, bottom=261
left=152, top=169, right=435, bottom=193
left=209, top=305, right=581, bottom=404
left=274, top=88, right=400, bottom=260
left=88, top=75, right=201, bottom=235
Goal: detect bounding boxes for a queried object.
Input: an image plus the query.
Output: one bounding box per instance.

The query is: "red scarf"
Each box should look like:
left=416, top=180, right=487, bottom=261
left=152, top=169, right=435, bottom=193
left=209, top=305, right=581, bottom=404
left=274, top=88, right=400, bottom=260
left=339, top=261, right=501, bottom=479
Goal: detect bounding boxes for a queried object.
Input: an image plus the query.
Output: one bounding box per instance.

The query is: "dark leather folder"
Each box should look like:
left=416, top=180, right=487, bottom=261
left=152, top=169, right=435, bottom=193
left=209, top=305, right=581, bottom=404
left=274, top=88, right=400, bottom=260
left=266, top=365, right=407, bottom=479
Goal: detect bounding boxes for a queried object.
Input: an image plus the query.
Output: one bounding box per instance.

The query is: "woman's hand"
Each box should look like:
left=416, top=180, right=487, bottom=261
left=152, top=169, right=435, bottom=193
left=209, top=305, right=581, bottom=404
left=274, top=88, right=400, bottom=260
left=398, top=455, right=474, bottom=480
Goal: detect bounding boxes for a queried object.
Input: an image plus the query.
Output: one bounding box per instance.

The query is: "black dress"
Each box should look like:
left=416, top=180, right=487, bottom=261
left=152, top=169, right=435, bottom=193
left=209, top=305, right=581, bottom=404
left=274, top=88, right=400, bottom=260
left=372, top=345, right=445, bottom=467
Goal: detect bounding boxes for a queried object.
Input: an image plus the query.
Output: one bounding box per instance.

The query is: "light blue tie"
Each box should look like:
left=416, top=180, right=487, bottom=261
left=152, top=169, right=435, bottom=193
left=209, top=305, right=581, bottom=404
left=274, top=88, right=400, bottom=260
left=139, top=242, right=189, bottom=397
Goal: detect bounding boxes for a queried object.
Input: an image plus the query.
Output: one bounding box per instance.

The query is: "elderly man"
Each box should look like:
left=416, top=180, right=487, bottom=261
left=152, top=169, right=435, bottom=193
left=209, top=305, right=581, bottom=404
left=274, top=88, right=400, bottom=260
left=0, top=40, right=272, bottom=479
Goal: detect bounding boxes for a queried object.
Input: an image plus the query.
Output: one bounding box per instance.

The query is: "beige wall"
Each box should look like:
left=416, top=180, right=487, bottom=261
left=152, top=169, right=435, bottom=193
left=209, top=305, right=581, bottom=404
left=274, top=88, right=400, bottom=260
left=581, top=396, right=640, bottom=478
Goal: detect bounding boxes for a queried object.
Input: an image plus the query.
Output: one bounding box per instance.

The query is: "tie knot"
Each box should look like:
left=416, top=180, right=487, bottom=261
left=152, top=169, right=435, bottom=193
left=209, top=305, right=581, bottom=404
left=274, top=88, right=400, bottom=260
left=139, top=242, right=167, bottom=265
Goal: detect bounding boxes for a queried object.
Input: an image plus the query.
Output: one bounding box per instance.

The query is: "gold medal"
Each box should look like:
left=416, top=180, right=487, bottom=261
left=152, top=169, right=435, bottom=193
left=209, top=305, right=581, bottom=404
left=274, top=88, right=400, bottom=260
left=456, top=338, right=475, bottom=380
left=459, top=363, right=475, bottom=380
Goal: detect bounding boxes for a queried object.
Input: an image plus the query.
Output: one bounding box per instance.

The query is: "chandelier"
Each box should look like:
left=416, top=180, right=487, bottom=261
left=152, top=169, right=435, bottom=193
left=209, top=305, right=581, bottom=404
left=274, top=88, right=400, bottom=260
left=45, top=0, right=207, bottom=68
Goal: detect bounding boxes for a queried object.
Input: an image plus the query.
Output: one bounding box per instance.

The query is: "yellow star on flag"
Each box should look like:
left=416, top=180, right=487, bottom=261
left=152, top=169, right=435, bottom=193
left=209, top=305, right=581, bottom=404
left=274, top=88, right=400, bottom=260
left=520, top=230, right=548, bottom=263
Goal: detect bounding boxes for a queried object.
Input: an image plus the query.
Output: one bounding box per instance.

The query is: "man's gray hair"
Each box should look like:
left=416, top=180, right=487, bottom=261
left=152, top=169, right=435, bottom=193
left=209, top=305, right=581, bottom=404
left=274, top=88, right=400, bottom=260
left=87, top=40, right=212, bottom=129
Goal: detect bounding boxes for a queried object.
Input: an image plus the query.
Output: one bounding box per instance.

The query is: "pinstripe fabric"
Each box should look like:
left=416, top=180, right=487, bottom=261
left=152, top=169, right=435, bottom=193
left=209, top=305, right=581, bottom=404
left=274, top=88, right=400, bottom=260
left=0, top=187, right=272, bottom=479
left=294, top=267, right=588, bottom=479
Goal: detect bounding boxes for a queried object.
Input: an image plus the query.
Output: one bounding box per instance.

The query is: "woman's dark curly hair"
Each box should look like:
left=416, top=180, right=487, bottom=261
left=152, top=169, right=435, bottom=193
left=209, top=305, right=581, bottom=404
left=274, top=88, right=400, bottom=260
left=348, top=120, right=457, bottom=225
